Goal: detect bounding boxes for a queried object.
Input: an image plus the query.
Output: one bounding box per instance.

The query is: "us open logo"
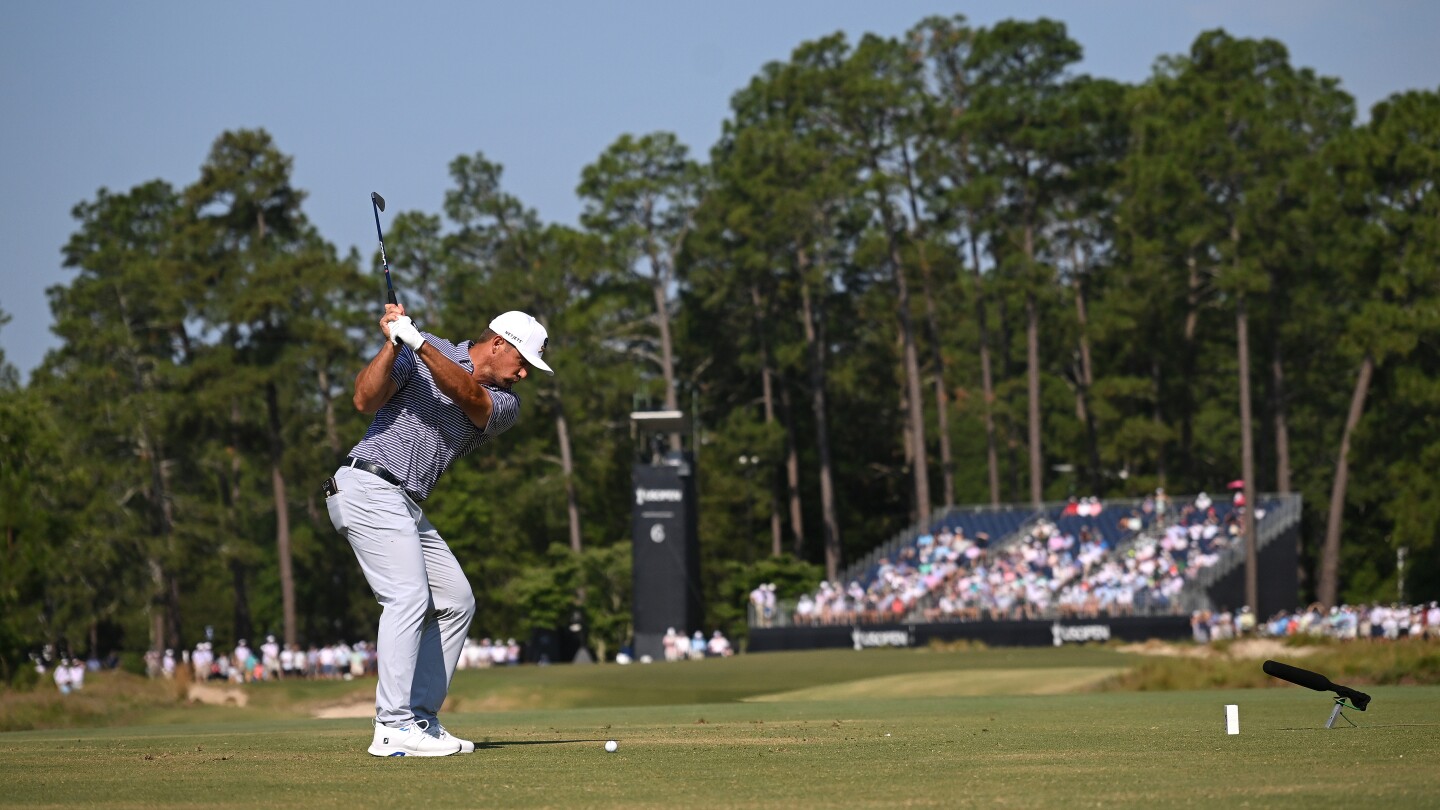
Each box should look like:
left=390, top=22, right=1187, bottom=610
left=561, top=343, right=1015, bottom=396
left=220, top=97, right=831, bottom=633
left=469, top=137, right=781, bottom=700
left=635, top=488, right=683, bottom=505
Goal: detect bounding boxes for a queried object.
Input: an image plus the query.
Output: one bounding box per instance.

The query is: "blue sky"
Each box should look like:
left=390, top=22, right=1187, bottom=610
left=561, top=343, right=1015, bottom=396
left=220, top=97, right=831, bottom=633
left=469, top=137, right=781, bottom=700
left=3, top=0, right=1437, bottom=379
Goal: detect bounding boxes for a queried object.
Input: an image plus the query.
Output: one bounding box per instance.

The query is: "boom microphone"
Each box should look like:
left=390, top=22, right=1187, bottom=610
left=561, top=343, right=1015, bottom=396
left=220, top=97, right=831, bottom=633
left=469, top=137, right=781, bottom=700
left=1263, top=660, right=1371, bottom=710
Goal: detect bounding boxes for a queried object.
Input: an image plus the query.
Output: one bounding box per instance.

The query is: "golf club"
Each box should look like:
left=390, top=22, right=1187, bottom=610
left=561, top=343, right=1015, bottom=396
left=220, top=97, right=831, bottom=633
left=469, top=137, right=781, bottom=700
left=370, top=191, right=397, bottom=306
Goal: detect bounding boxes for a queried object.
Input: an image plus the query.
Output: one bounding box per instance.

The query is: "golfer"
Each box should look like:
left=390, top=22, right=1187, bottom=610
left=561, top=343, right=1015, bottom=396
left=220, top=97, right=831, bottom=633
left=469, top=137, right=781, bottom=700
left=325, top=303, right=552, bottom=757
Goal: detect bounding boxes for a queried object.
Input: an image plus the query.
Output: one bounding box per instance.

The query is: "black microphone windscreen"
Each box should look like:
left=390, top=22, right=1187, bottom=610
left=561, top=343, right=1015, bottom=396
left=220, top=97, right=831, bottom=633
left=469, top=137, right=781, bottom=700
left=1263, top=659, right=1334, bottom=692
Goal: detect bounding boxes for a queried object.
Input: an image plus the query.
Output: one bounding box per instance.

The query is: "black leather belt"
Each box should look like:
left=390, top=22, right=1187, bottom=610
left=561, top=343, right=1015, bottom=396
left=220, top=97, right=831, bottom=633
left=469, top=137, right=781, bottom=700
left=343, top=456, right=423, bottom=501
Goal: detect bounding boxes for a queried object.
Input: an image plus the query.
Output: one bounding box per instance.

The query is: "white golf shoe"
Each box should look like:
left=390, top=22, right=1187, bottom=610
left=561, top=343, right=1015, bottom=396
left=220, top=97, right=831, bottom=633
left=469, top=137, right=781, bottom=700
left=435, top=722, right=476, bottom=754
left=368, top=719, right=461, bottom=757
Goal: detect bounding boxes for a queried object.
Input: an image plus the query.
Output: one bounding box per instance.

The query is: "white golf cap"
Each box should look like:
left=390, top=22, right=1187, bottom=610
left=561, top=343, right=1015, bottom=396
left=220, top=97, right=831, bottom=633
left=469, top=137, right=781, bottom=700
left=489, top=310, right=554, bottom=375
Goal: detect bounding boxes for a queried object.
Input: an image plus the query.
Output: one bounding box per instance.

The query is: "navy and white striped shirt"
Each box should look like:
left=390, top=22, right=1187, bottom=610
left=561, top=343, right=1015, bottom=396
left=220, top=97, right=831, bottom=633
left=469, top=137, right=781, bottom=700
left=348, top=332, right=521, bottom=501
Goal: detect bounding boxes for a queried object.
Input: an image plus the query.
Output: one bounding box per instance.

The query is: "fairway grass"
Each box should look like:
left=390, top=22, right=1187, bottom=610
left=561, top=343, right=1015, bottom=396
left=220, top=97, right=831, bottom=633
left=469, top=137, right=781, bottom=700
left=3, top=648, right=1438, bottom=808
left=745, top=666, right=1124, bottom=701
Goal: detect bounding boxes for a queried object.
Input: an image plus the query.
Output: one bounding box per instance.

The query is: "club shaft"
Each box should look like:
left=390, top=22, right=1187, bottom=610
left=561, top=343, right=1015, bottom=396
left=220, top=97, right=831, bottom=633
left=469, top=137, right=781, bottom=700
left=371, top=199, right=397, bottom=306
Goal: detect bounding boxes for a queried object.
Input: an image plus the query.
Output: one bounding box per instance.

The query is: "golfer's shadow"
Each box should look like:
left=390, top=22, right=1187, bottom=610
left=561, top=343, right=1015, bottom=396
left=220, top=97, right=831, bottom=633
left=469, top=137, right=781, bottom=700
left=474, top=739, right=606, bottom=750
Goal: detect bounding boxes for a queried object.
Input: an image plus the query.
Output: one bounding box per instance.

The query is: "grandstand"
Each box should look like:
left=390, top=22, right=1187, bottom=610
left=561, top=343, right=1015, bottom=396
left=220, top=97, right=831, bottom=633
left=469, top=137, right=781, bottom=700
left=757, top=491, right=1302, bottom=635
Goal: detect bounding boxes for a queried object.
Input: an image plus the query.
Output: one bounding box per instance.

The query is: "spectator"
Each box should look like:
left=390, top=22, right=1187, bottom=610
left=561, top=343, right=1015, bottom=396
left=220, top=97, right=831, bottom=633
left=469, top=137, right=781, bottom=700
left=749, top=584, right=767, bottom=627
left=261, top=635, right=281, bottom=680
left=191, top=642, right=212, bottom=681
left=54, top=658, right=73, bottom=695
left=1237, top=606, right=1256, bottom=635
left=706, top=630, right=732, bottom=657
left=232, top=639, right=253, bottom=681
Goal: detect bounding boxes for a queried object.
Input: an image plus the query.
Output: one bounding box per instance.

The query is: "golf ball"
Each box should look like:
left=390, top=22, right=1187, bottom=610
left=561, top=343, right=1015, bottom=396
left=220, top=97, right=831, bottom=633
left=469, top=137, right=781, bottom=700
left=604, top=740, right=618, bottom=753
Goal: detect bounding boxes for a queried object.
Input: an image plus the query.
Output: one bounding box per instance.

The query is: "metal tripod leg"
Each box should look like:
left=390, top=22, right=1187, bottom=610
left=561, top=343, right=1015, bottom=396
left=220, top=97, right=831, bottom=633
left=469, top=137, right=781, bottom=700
left=1325, top=699, right=1357, bottom=729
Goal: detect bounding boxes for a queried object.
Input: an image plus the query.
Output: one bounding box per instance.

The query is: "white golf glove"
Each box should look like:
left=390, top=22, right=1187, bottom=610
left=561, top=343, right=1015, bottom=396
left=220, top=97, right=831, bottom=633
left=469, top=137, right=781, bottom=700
left=389, top=316, right=425, bottom=352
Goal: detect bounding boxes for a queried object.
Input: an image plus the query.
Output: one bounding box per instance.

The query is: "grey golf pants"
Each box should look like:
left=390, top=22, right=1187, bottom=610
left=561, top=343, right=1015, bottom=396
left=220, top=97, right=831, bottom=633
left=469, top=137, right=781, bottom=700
left=326, top=466, right=476, bottom=727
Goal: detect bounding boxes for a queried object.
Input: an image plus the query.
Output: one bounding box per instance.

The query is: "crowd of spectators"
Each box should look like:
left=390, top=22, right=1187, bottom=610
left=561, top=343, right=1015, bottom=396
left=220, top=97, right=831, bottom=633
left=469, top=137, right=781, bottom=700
left=42, top=657, right=88, bottom=695
left=788, top=489, right=1260, bottom=626
left=749, top=583, right=779, bottom=628
left=612, top=628, right=732, bottom=664
left=457, top=637, right=523, bottom=668
left=150, top=636, right=381, bottom=683
left=660, top=627, right=732, bottom=660
left=142, top=635, right=535, bottom=681
left=1246, top=601, right=1440, bottom=641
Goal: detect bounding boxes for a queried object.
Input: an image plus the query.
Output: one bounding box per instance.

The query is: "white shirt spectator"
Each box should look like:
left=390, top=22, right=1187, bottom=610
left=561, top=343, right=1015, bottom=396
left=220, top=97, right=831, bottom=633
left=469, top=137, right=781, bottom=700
left=54, top=660, right=73, bottom=693
left=707, top=631, right=732, bottom=657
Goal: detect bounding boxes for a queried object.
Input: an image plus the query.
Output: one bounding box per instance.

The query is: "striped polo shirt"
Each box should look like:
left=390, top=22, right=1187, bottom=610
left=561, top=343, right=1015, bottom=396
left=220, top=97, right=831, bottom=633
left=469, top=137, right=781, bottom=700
left=347, top=332, right=520, bottom=501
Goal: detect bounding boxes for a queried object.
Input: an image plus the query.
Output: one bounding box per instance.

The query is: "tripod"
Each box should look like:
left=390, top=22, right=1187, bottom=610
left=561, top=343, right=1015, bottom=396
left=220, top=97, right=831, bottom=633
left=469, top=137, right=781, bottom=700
left=1325, top=697, right=1360, bottom=729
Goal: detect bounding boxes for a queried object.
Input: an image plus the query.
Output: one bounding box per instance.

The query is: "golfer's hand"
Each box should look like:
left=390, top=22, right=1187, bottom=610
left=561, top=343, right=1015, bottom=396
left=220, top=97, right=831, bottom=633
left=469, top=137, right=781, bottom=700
left=380, top=304, right=408, bottom=342
left=389, top=316, right=425, bottom=352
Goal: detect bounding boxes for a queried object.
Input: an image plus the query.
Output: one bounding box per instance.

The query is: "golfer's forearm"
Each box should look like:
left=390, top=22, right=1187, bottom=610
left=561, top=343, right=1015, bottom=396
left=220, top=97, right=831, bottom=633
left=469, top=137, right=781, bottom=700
left=353, top=343, right=400, bottom=413
left=416, top=344, right=493, bottom=427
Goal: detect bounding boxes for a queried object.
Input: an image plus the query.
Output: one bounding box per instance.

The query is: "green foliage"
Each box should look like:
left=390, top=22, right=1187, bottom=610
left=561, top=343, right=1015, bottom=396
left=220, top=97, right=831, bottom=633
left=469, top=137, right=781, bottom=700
left=499, top=542, right=633, bottom=660
left=711, top=554, right=824, bottom=645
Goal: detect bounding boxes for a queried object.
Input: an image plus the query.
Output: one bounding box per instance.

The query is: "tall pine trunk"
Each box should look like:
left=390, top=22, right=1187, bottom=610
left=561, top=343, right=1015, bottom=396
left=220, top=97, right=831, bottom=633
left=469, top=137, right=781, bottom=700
left=1070, top=246, right=1102, bottom=493
left=902, top=150, right=955, bottom=508
left=799, top=251, right=840, bottom=580
left=918, top=255, right=955, bottom=509
left=225, top=401, right=254, bottom=643
left=1318, top=352, right=1373, bottom=607
left=1272, top=340, right=1300, bottom=594
left=752, top=284, right=785, bottom=557
left=648, top=253, right=681, bottom=452
left=779, top=383, right=806, bottom=556
left=1236, top=296, right=1259, bottom=613
left=119, top=287, right=179, bottom=655
left=1271, top=347, right=1293, bottom=494
left=266, top=382, right=297, bottom=647
left=882, top=212, right=931, bottom=523
left=1023, top=226, right=1043, bottom=507
left=968, top=227, right=1001, bottom=505
left=555, top=393, right=582, bottom=554
left=1181, top=252, right=1202, bottom=477
left=230, top=559, right=253, bottom=645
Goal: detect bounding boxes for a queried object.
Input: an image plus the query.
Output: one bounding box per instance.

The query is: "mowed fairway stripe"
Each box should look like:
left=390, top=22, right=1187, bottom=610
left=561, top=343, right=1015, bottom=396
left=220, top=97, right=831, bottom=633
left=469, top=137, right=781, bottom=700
left=745, top=665, right=1122, bottom=701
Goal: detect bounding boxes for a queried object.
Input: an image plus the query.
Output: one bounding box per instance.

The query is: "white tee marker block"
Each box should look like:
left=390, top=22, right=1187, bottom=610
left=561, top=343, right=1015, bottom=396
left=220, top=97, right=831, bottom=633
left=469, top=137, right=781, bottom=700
left=1226, top=704, right=1240, bottom=735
